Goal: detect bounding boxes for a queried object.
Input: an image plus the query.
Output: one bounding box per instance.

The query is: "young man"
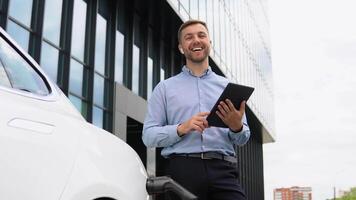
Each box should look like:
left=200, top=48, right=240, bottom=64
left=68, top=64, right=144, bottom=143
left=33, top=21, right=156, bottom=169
left=142, top=20, right=250, bottom=200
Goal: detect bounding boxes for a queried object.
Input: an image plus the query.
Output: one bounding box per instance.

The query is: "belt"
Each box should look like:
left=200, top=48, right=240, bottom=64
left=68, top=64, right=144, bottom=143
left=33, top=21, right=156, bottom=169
left=170, top=152, right=237, bottom=163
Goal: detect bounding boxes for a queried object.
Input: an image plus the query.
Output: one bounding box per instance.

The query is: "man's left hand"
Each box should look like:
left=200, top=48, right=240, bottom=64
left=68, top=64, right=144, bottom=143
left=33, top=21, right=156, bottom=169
left=216, top=99, right=245, bottom=132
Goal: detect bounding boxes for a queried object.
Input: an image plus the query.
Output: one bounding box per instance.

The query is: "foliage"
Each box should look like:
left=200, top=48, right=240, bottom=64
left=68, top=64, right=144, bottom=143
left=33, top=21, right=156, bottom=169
left=336, top=187, right=356, bottom=200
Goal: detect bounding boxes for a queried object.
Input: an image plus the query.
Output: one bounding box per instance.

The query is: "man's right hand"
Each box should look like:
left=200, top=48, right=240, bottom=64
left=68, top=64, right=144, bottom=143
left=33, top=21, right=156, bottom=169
left=177, top=112, right=210, bottom=136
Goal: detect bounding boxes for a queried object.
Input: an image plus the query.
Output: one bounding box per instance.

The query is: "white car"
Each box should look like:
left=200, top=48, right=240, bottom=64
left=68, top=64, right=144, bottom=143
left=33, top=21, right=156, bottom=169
left=0, top=28, right=195, bottom=200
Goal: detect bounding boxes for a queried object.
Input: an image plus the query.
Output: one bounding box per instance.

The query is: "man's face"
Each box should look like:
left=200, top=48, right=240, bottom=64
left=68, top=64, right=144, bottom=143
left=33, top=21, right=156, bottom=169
left=179, top=23, right=211, bottom=63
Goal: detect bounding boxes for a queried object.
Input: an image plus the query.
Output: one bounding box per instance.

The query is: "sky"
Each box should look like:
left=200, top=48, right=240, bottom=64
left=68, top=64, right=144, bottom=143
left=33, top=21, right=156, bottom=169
left=263, top=0, right=356, bottom=199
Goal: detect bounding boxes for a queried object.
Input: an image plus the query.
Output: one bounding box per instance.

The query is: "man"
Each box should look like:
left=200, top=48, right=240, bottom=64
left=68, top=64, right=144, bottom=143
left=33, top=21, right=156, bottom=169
left=142, top=20, right=250, bottom=200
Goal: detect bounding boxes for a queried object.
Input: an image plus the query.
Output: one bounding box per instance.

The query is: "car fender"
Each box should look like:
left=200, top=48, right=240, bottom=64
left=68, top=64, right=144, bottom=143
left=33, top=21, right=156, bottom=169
left=60, top=124, right=149, bottom=200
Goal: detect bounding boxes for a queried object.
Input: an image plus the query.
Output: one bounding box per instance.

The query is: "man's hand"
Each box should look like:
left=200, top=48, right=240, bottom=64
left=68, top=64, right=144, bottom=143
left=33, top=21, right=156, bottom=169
left=216, top=99, right=245, bottom=132
left=177, top=112, right=210, bottom=136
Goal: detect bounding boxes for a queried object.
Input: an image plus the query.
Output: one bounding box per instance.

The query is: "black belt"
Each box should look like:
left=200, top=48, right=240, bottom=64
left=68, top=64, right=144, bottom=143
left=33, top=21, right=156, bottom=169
left=170, top=152, right=237, bottom=163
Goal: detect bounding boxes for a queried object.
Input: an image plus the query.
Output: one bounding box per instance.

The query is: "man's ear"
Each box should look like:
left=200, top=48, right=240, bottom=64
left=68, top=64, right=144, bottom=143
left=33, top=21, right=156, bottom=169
left=178, top=45, right=184, bottom=54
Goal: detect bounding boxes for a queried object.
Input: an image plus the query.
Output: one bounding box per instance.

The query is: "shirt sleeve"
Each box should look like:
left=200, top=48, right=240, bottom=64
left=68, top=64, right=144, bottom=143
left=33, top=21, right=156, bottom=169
left=142, top=82, right=182, bottom=148
left=228, top=114, right=251, bottom=146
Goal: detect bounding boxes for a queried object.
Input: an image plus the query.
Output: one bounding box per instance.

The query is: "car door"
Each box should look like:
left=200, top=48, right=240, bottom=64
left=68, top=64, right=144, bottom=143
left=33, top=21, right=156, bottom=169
left=0, top=30, right=82, bottom=200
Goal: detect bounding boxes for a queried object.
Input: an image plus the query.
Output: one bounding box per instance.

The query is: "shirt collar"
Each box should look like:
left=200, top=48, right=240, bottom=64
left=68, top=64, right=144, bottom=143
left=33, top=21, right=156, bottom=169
left=182, top=65, right=212, bottom=78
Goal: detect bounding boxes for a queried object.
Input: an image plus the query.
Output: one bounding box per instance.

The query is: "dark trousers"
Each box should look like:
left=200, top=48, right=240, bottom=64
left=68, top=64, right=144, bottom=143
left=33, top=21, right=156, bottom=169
left=166, top=156, right=247, bottom=200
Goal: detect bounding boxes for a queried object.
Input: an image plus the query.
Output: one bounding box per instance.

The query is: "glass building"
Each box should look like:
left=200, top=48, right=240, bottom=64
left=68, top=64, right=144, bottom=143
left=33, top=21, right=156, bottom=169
left=0, top=0, right=275, bottom=199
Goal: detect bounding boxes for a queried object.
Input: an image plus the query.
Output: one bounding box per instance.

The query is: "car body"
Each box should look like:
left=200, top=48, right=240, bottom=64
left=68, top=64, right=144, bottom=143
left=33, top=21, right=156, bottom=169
left=0, top=27, right=148, bottom=200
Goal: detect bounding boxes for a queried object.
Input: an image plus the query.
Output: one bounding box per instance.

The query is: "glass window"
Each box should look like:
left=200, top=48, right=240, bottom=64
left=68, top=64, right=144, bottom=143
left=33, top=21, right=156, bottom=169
left=94, top=14, right=107, bottom=75
left=199, top=0, right=206, bottom=22
left=179, top=0, right=190, bottom=20
left=43, top=0, right=63, bottom=45
left=69, top=94, right=88, bottom=118
left=147, top=57, right=153, bottom=99
left=8, top=0, right=33, bottom=27
left=69, top=59, right=87, bottom=97
left=0, top=61, right=11, bottom=87
left=93, top=73, right=104, bottom=107
left=180, top=0, right=189, bottom=11
left=40, top=42, right=59, bottom=82
left=92, top=106, right=103, bottom=128
left=232, top=34, right=237, bottom=77
left=6, top=21, right=30, bottom=52
left=190, top=0, right=198, bottom=19
left=0, top=37, right=49, bottom=95
left=71, top=0, right=87, bottom=61
left=220, top=5, right=226, bottom=63
left=132, top=45, right=139, bottom=94
left=213, top=1, right=220, bottom=56
left=115, top=31, right=124, bottom=84
left=206, top=1, right=214, bottom=53
left=226, top=16, right=232, bottom=69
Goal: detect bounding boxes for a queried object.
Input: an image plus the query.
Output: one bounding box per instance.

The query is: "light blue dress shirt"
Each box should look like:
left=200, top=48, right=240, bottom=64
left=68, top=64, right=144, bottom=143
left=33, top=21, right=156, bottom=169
left=142, top=66, right=250, bottom=157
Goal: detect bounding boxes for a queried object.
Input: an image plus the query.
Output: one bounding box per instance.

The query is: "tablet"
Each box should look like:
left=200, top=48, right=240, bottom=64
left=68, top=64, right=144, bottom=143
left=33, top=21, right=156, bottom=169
left=206, top=83, right=254, bottom=128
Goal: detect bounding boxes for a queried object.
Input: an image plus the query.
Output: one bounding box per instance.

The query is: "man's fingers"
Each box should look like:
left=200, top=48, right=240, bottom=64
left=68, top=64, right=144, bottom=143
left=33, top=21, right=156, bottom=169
left=190, top=112, right=210, bottom=132
left=240, top=101, right=246, bottom=113
left=198, top=112, right=210, bottom=117
left=203, top=119, right=209, bottom=128
left=219, top=101, right=230, bottom=113
left=216, top=111, right=226, bottom=122
left=193, top=123, right=204, bottom=133
left=218, top=105, right=227, bottom=117
left=225, top=99, right=236, bottom=111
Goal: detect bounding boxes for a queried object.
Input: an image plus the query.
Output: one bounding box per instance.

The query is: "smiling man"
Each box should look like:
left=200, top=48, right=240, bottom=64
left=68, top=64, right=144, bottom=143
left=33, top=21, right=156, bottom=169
left=142, top=20, right=251, bottom=200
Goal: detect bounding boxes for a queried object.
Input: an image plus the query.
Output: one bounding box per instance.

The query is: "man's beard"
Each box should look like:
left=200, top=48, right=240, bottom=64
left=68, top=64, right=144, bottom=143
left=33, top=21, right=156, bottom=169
left=185, top=48, right=210, bottom=63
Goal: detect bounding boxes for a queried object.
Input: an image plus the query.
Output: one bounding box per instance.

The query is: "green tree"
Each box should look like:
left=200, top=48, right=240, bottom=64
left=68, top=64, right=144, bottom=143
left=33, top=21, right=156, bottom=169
left=336, top=187, right=356, bottom=200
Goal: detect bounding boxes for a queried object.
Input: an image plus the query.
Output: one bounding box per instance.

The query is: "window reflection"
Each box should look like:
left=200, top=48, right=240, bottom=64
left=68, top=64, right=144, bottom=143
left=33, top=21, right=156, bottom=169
left=0, top=61, right=11, bottom=87
left=69, top=94, right=88, bottom=118
left=71, top=0, right=87, bottom=61
left=0, top=37, right=49, bottom=95
left=94, top=14, right=107, bottom=75
left=8, top=0, right=32, bottom=27
left=69, top=59, right=86, bottom=97
left=147, top=57, right=153, bottom=99
left=7, top=21, right=29, bottom=52
left=132, top=45, right=140, bottom=94
left=43, top=0, right=62, bottom=45
left=115, top=31, right=124, bottom=84
left=93, top=73, right=104, bottom=107
left=40, top=42, right=59, bottom=82
left=92, top=106, right=103, bottom=128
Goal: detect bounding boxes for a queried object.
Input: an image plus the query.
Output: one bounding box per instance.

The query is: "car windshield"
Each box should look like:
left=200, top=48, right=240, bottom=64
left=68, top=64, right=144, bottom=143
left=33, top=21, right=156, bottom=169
left=0, top=36, right=49, bottom=95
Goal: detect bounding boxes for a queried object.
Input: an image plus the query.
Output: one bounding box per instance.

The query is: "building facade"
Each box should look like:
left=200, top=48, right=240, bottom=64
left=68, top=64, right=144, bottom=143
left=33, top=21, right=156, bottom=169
left=0, top=0, right=274, bottom=199
left=274, top=187, right=313, bottom=200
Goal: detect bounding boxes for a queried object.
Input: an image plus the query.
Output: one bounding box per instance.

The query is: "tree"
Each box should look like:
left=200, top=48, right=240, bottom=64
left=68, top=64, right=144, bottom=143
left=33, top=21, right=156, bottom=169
left=336, top=187, right=356, bottom=200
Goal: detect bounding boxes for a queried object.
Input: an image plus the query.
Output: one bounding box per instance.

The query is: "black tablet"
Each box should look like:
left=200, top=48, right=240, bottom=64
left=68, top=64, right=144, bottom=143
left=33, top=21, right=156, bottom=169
left=206, top=83, right=254, bottom=128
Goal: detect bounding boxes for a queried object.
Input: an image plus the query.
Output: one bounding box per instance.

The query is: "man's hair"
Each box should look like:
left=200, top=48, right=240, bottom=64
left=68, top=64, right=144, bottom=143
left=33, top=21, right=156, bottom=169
left=177, top=19, right=209, bottom=43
